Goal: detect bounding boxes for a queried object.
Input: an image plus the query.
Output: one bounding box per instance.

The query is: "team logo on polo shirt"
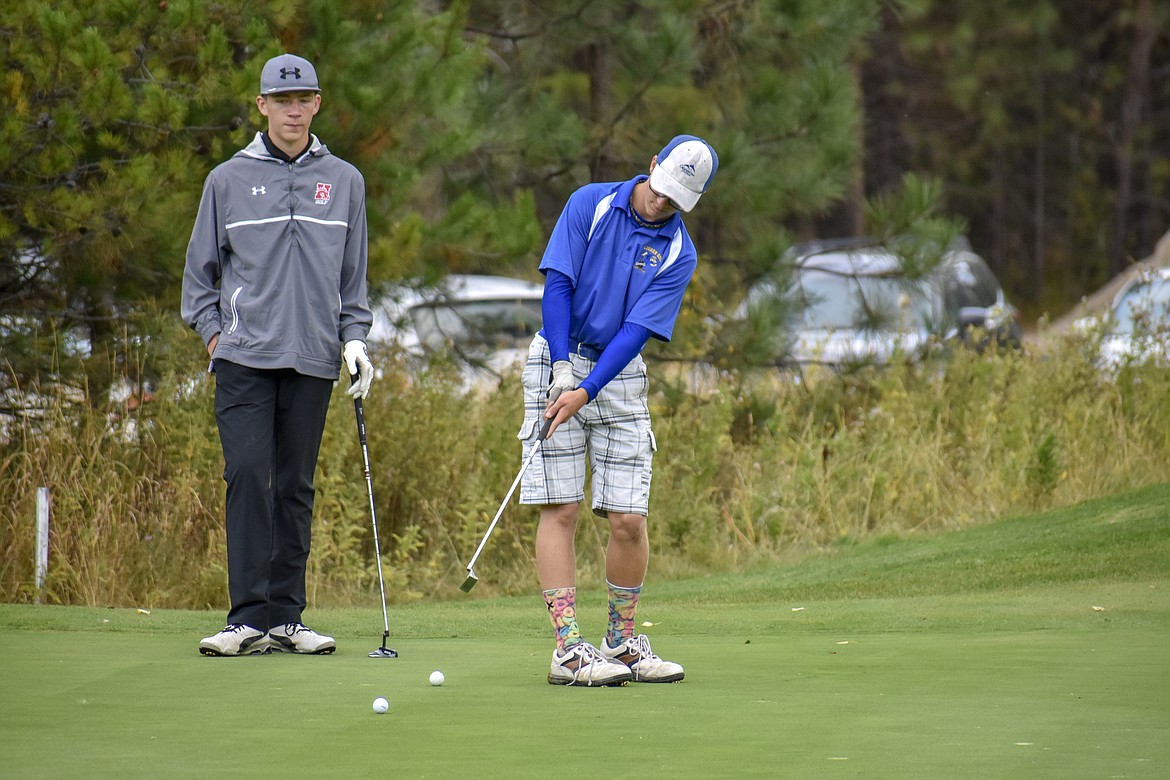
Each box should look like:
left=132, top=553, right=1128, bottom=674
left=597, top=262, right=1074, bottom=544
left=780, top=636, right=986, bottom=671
left=635, top=246, right=663, bottom=272
left=314, top=182, right=333, bottom=205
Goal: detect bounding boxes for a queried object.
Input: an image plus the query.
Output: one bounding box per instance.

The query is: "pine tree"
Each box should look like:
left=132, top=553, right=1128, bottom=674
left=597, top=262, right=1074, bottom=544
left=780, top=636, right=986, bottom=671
left=856, top=0, right=1170, bottom=314
left=1, top=0, right=281, bottom=400
left=459, top=0, right=881, bottom=361
left=0, top=0, right=518, bottom=401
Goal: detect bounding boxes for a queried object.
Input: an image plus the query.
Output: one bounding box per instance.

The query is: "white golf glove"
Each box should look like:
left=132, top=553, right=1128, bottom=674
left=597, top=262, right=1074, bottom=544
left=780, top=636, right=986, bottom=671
left=548, top=360, right=576, bottom=397
left=343, top=340, right=374, bottom=399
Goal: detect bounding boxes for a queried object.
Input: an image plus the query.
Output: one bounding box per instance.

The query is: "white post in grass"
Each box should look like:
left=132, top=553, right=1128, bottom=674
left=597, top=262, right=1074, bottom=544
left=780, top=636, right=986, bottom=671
left=35, top=487, right=50, bottom=604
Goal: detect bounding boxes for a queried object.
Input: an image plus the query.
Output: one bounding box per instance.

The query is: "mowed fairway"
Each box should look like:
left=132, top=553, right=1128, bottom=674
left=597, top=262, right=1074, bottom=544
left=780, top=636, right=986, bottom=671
left=2, top=484, right=1168, bottom=779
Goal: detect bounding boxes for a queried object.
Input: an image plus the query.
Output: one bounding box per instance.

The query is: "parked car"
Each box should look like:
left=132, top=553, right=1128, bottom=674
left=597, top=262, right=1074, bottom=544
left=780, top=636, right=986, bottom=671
left=367, top=273, right=545, bottom=385
left=1081, top=267, right=1170, bottom=372
left=737, top=237, right=1022, bottom=370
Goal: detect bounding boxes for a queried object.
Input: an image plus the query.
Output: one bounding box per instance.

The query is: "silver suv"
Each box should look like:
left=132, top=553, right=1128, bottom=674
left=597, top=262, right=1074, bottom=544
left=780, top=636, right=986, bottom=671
left=740, top=238, right=1021, bottom=369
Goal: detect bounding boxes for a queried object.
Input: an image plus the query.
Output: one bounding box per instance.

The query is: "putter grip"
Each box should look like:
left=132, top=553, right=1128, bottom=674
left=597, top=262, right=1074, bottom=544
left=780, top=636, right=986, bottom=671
left=351, top=373, right=367, bottom=446
left=536, top=414, right=554, bottom=442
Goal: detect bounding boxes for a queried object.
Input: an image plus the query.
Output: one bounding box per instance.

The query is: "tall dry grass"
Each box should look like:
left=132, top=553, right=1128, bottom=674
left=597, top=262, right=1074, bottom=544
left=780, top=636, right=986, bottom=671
left=3, top=326, right=1168, bottom=608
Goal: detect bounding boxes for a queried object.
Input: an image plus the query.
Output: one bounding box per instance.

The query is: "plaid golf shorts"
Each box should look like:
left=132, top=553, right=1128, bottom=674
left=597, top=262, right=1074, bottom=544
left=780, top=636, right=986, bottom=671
left=518, top=334, right=657, bottom=517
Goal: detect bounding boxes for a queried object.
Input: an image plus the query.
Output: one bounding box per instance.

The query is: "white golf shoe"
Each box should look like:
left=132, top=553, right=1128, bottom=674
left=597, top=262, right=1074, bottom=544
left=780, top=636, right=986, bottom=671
left=548, top=641, right=633, bottom=687
left=267, top=622, right=336, bottom=654
left=198, top=624, right=272, bottom=656
left=601, top=634, right=685, bottom=683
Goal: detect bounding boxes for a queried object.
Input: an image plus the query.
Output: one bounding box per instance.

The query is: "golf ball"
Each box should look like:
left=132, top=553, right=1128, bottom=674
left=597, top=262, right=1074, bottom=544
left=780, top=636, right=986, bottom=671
left=372, top=696, right=389, bottom=714
left=429, top=670, right=445, bottom=686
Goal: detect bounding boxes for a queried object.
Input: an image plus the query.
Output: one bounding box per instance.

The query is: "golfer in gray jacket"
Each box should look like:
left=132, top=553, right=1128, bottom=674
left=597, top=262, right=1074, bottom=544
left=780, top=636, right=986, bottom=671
left=182, top=54, right=375, bottom=656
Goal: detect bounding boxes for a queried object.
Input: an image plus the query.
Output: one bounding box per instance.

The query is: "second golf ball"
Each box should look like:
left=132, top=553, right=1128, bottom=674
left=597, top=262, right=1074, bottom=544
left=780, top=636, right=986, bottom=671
left=372, top=697, right=389, bottom=714
left=429, top=670, right=445, bottom=686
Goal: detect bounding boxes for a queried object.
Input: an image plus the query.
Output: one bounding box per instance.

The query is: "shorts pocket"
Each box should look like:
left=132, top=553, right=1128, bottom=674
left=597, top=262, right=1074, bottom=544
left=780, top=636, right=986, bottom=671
left=517, top=417, right=539, bottom=442
left=639, top=428, right=656, bottom=501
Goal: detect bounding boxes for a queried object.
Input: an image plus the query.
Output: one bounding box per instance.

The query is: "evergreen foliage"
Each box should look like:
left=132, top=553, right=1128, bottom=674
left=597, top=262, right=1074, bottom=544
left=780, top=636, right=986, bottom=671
left=1, top=0, right=275, bottom=402
left=858, top=0, right=1170, bottom=314
left=3, top=1, right=1169, bottom=606
left=4, top=1, right=1167, bottom=399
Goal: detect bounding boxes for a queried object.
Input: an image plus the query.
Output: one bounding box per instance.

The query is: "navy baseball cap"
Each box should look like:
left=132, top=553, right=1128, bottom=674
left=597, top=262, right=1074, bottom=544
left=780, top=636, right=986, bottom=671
left=648, top=135, right=718, bottom=212
left=260, top=54, right=320, bottom=95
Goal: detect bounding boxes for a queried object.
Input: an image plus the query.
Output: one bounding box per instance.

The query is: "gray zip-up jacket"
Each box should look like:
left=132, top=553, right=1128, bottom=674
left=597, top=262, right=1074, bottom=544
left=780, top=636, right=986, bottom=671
left=181, top=132, right=372, bottom=380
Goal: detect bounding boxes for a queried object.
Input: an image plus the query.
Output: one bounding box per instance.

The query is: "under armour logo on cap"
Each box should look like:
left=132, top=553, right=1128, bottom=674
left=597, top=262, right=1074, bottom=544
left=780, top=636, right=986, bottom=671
left=260, top=54, right=320, bottom=94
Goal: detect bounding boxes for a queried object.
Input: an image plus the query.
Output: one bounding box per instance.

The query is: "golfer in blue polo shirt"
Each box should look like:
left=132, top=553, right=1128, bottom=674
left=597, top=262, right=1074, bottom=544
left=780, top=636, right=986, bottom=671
left=519, top=135, right=718, bottom=686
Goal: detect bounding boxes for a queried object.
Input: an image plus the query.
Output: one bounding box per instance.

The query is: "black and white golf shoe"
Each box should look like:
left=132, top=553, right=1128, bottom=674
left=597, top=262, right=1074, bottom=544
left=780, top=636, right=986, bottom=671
left=601, top=634, right=685, bottom=683
left=198, top=624, right=272, bottom=656
left=547, top=641, right=632, bottom=686
left=267, top=622, right=336, bottom=654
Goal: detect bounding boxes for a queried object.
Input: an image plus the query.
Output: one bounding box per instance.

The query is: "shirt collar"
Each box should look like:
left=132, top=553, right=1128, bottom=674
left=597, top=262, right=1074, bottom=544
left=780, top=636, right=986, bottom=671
left=260, top=131, right=312, bottom=163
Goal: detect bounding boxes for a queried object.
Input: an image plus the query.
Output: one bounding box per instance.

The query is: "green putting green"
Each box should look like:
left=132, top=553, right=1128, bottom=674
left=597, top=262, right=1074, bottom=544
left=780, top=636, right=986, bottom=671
left=3, top=485, right=1168, bottom=778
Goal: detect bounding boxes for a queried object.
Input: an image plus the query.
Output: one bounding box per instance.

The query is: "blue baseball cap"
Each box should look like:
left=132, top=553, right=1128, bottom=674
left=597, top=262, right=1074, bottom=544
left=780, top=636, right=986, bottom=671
left=648, top=135, right=718, bottom=212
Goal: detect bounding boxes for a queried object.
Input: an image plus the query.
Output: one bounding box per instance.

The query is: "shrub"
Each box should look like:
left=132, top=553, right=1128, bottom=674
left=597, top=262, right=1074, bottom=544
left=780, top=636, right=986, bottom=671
left=4, top=325, right=1169, bottom=607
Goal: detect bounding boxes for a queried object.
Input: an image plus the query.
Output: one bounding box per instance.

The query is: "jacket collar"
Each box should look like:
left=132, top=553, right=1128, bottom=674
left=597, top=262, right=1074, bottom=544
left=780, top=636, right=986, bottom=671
left=239, top=131, right=326, bottom=162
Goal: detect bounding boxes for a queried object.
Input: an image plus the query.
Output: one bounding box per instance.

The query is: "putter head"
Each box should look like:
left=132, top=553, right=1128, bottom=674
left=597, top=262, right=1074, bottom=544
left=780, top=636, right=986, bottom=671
left=459, top=567, right=478, bottom=593
left=369, top=646, right=398, bottom=658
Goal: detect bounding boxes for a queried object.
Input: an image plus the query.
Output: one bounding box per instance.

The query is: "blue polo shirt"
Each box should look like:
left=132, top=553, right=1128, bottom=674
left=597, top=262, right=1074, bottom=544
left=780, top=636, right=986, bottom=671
left=538, top=176, right=697, bottom=349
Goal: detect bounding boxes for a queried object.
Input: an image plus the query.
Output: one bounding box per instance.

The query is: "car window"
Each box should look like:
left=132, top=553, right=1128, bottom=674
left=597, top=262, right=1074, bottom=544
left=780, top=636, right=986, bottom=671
left=967, top=258, right=1002, bottom=306
left=941, top=257, right=1000, bottom=313
left=1113, top=278, right=1170, bottom=335
left=410, top=299, right=544, bottom=352
left=795, top=269, right=932, bottom=331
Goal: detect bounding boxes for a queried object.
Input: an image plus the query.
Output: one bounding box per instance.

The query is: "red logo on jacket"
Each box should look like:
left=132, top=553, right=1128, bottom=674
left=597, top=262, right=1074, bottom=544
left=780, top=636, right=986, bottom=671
left=314, top=182, right=332, bottom=205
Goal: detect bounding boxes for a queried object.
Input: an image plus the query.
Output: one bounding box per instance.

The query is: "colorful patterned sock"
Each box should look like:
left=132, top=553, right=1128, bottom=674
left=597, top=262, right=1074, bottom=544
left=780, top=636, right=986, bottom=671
left=543, top=587, right=582, bottom=651
left=605, top=581, right=642, bottom=648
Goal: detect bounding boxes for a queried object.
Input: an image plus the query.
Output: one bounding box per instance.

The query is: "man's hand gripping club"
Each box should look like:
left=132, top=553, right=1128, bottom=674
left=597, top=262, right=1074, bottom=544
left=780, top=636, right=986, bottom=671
left=544, top=359, right=589, bottom=437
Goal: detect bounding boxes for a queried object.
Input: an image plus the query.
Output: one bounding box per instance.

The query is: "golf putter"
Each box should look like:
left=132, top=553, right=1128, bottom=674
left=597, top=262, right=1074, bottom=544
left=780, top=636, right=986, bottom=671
left=460, top=388, right=562, bottom=592
left=351, top=374, right=398, bottom=658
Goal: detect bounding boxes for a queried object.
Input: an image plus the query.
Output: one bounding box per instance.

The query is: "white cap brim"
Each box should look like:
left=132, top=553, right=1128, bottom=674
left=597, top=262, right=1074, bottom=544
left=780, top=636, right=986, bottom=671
left=649, top=166, right=702, bottom=212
